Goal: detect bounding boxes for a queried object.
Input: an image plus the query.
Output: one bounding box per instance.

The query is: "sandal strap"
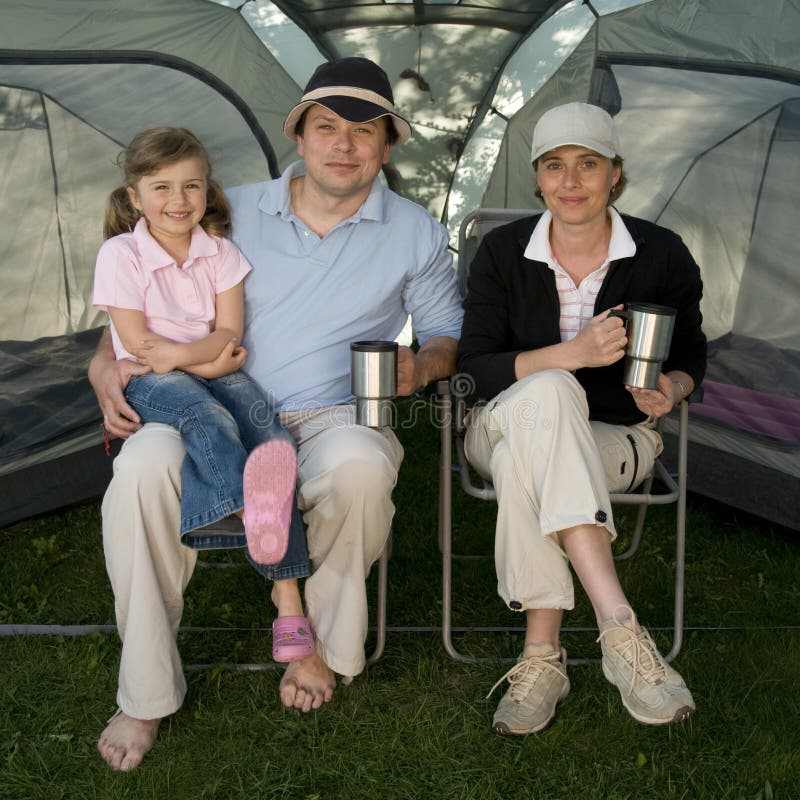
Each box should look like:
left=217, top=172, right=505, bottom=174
left=272, top=615, right=313, bottom=642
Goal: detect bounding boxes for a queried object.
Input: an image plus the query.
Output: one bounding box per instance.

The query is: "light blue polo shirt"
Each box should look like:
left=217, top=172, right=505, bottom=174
left=227, top=161, right=463, bottom=412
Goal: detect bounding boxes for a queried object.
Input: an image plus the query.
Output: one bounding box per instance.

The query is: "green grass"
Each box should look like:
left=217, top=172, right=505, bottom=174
left=2, top=399, right=799, bottom=799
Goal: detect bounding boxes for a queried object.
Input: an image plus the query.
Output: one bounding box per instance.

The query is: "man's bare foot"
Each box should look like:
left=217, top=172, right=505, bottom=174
left=279, top=652, right=336, bottom=713
left=97, top=710, right=160, bottom=772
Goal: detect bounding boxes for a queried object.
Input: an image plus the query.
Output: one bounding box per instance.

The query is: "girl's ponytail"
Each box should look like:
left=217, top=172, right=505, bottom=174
left=201, top=178, right=232, bottom=238
left=104, top=185, right=140, bottom=239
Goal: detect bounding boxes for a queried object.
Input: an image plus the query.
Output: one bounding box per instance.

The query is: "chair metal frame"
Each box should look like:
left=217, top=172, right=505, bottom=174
left=437, top=207, right=696, bottom=665
left=7, top=535, right=390, bottom=671
left=190, top=532, right=391, bottom=670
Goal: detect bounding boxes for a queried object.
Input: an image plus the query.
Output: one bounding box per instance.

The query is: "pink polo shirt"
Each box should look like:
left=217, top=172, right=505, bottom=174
left=93, top=217, right=252, bottom=361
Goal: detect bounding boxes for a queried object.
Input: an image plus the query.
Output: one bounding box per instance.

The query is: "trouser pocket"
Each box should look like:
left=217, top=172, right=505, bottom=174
left=594, top=422, right=662, bottom=494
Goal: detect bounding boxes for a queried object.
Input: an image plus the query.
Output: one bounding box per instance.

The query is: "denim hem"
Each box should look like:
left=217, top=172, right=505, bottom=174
left=247, top=559, right=311, bottom=582
left=181, top=534, right=247, bottom=551
left=181, top=499, right=243, bottom=537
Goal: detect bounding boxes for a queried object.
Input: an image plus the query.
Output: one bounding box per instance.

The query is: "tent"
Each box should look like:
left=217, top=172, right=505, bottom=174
left=0, top=0, right=301, bottom=524
left=1, top=0, right=798, bottom=529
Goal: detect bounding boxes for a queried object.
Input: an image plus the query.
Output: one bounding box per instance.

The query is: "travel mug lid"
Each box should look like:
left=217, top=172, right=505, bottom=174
left=625, top=302, right=676, bottom=316
left=350, top=340, right=398, bottom=352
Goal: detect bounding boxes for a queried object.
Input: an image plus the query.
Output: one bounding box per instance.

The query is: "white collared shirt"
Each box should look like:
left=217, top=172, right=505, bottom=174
left=524, top=207, right=636, bottom=342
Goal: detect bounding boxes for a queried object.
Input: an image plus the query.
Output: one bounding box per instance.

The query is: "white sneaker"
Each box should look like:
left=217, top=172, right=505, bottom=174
left=487, top=643, right=570, bottom=735
left=598, top=606, right=695, bottom=726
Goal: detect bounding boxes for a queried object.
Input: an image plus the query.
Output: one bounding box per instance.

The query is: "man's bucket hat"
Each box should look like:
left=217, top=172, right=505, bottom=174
left=283, top=57, right=412, bottom=144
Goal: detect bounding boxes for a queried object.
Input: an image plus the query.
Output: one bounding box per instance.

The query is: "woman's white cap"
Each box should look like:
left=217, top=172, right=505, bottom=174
left=531, top=102, right=620, bottom=162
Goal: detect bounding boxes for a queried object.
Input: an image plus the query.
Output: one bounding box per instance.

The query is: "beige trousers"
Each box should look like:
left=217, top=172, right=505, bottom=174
left=102, top=405, right=402, bottom=719
left=464, top=370, right=661, bottom=613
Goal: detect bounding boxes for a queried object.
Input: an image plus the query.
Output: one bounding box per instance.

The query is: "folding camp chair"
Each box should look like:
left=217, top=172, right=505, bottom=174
left=191, top=531, right=391, bottom=669
left=437, top=208, right=699, bottom=664
left=6, top=527, right=390, bottom=671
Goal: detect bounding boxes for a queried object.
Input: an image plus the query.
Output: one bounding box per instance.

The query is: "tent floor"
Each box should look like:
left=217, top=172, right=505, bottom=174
left=662, top=433, right=798, bottom=532
left=0, top=439, right=121, bottom=529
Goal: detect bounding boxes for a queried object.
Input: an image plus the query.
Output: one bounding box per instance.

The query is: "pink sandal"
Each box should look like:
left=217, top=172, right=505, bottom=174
left=242, top=439, right=297, bottom=565
left=272, top=616, right=315, bottom=662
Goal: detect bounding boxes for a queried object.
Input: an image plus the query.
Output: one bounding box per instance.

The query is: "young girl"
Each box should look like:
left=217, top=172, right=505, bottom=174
left=93, top=127, right=312, bottom=662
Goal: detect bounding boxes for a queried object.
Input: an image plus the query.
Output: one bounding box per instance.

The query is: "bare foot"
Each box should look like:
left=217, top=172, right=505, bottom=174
left=271, top=582, right=304, bottom=618
left=97, top=711, right=160, bottom=772
left=279, top=652, right=336, bottom=713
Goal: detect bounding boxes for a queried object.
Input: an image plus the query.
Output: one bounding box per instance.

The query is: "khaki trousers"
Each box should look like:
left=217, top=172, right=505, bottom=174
left=464, top=370, right=661, bottom=613
left=102, top=405, right=402, bottom=719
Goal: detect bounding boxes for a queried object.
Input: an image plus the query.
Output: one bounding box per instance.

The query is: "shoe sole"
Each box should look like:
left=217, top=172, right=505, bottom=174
left=602, top=660, right=695, bottom=725
left=625, top=703, right=696, bottom=726
left=492, top=680, right=570, bottom=736
left=242, top=440, right=297, bottom=565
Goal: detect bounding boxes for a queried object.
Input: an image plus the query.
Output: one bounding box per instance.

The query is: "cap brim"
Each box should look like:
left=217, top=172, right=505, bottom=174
left=531, top=137, right=616, bottom=163
left=283, top=96, right=412, bottom=144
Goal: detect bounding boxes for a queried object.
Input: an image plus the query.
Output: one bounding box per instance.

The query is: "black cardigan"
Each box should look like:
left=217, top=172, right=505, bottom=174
left=456, top=213, right=707, bottom=426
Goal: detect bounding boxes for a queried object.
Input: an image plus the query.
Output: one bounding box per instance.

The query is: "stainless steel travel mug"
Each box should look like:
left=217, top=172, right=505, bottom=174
left=350, top=341, right=398, bottom=427
left=610, top=303, right=676, bottom=389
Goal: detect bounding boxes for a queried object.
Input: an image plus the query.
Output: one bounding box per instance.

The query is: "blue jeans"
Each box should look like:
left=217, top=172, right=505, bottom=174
left=124, top=370, right=309, bottom=581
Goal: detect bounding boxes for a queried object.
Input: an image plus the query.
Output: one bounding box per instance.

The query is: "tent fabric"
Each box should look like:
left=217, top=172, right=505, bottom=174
left=0, top=0, right=302, bottom=341
left=0, top=326, right=123, bottom=529
left=692, top=382, right=800, bottom=443
left=0, top=328, right=105, bottom=474
left=234, top=0, right=573, bottom=219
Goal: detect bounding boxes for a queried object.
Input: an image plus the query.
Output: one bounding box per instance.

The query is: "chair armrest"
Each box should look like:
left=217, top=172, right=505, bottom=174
left=687, top=385, right=704, bottom=404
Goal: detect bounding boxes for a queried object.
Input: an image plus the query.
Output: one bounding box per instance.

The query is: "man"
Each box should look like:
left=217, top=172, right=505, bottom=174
left=89, top=57, right=463, bottom=771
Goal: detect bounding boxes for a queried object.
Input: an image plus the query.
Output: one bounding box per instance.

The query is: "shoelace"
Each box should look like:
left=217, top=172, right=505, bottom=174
left=597, top=622, right=667, bottom=695
left=486, top=653, right=564, bottom=701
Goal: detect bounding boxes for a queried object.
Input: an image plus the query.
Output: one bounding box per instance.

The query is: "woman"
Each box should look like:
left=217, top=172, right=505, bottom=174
left=457, top=102, right=706, bottom=735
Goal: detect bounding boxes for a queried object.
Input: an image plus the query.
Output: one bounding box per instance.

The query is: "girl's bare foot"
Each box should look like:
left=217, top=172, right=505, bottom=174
left=279, top=652, right=336, bottom=712
left=271, top=581, right=304, bottom=618
left=97, top=711, right=160, bottom=771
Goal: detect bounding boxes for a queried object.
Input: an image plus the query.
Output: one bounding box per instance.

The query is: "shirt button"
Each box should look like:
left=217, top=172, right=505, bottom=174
left=595, top=510, right=608, bottom=523
left=304, top=230, right=310, bottom=236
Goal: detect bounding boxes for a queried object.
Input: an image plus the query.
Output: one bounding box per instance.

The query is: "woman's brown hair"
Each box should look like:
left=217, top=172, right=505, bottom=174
left=103, top=127, right=231, bottom=239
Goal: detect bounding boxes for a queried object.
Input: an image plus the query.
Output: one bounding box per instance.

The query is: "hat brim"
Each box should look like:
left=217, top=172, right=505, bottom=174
left=531, top=137, right=616, bottom=163
left=283, top=95, right=412, bottom=144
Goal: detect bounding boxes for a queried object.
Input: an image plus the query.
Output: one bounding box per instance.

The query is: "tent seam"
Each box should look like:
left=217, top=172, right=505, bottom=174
left=0, top=50, right=281, bottom=179
left=39, top=93, right=72, bottom=331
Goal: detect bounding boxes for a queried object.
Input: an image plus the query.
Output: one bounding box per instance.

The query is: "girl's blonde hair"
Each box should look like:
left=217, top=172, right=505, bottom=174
left=104, top=127, right=231, bottom=239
